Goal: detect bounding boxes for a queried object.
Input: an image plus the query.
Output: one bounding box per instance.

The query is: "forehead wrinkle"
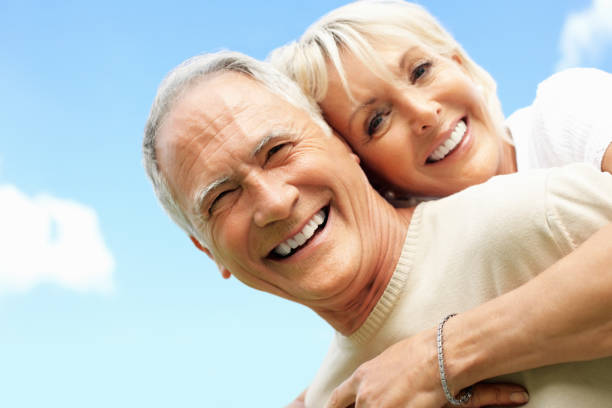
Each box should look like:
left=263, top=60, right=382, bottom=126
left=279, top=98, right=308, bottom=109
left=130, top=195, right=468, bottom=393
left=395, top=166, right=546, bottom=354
left=184, top=118, right=243, bottom=217
left=189, top=98, right=270, bottom=223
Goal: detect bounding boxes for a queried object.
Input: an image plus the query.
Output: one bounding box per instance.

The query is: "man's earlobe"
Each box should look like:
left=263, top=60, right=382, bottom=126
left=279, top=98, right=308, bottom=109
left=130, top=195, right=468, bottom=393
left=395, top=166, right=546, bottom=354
left=190, top=235, right=207, bottom=253
left=189, top=235, right=231, bottom=280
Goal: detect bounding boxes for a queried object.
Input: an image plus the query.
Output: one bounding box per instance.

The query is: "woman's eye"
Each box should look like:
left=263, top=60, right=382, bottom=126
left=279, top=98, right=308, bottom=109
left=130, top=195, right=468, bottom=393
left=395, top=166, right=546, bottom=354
left=367, top=113, right=384, bottom=136
left=411, top=61, right=431, bottom=83
left=366, top=109, right=390, bottom=138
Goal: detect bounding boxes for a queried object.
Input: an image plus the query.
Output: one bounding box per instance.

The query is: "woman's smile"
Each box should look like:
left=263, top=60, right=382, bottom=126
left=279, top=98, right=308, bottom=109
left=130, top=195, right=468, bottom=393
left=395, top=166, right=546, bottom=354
left=320, top=43, right=508, bottom=197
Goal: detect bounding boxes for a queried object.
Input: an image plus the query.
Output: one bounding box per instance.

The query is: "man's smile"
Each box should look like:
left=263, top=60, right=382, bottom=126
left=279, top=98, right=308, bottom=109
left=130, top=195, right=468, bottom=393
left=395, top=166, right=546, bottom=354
left=269, top=205, right=330, bottom=259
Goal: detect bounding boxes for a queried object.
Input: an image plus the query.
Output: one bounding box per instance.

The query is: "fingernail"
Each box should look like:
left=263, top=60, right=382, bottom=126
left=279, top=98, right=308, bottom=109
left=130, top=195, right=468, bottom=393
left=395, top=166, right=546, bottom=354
left=510, top=392, right=529, bottom=403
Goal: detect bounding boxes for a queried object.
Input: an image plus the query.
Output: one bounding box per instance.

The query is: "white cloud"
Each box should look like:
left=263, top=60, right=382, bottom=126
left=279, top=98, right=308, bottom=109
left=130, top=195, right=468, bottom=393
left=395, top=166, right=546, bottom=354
left=0, top=185, right=115, bottom=294
left=556, top=0, right=612, bottom=71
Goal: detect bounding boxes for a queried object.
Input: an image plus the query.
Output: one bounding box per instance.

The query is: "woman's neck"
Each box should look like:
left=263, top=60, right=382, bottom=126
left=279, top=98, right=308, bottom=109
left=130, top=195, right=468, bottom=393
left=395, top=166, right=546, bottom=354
left=498, top=131, right=518, bottom=175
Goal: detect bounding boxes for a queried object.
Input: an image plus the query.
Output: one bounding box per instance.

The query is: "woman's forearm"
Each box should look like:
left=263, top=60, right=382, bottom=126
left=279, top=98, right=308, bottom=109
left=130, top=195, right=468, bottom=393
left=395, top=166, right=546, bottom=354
left=445, top=222, right=612, bottom=392
left=602, top=142, right=612, bottom=173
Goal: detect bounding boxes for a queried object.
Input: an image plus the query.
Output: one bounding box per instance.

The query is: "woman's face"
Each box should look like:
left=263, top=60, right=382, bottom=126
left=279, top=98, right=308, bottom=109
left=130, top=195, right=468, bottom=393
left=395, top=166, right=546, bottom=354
left=320, top=41, right=512, bottom=197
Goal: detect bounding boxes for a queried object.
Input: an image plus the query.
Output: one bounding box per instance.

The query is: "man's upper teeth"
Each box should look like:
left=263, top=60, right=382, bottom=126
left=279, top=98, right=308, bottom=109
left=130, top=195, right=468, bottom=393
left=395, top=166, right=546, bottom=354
left=429, top=120, right=466, bottom=162
left=274, top=210, right=326, bottom=256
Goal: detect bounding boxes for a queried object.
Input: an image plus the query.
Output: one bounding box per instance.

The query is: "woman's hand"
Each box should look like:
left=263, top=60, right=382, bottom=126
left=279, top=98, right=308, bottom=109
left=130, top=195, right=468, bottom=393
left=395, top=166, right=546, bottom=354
left=327, top=380, right=527, bottom=408
left=324, top=331, right=528, bottom=408
left=324, top=221, right=612, bottom=408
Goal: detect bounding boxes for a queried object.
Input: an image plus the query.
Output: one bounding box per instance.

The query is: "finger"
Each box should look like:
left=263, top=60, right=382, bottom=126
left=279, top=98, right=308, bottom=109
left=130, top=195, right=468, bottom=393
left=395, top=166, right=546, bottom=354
left=465, top=383, right=529, bottom=407
left=324, top=377, right=357, bottom=408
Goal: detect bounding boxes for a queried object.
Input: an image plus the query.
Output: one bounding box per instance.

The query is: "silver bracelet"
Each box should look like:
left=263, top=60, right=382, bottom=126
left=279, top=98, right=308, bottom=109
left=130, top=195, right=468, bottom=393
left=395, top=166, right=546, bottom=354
left=437, top=313, right=473, bottom=406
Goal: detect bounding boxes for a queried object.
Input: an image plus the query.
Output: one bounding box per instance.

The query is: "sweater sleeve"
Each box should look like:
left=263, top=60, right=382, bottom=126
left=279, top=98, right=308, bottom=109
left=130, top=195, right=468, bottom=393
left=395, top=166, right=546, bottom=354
left=545, top=163, right=612, bottom=254
left=529, top=68, right=612, bottom=170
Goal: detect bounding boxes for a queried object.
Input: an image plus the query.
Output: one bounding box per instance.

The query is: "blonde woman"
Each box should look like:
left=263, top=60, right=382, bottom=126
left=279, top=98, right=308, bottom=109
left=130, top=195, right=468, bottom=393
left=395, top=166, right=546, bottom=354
left=271, top=1, right=612, bottom=406
left=271, top=2, right=611, bottom=199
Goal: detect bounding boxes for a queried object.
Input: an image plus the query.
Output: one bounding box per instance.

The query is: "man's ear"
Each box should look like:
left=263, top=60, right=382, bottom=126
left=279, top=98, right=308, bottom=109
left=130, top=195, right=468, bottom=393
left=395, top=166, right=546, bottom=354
left=189, top=236, right=232, bottom=279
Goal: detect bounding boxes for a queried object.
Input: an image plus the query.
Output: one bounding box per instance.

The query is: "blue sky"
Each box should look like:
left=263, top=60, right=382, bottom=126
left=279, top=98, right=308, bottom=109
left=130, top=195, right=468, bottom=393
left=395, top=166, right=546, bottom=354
left=1, top=1, right=611, bottom=407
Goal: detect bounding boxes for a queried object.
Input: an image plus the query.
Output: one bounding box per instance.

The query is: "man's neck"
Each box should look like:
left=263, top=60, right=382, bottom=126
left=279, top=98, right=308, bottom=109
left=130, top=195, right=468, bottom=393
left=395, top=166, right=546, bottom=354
left=317, top=200, right=415, bottom=335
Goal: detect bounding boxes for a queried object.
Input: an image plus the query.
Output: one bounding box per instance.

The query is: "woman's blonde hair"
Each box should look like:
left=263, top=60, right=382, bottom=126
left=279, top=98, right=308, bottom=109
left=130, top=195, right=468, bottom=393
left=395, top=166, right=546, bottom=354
left=269, top=0, right=506, bottom=132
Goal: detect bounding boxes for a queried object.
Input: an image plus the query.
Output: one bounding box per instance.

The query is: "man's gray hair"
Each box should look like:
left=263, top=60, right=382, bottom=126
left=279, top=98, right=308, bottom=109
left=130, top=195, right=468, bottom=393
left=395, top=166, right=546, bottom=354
left=143, top=51, right=329, bottom=244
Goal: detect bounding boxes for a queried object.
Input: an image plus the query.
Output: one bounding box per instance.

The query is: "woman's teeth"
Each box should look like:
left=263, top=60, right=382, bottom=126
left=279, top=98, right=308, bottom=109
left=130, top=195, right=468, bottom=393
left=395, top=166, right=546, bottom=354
left=428, top=120, right=467, bottom=162
left=273, top=210, right=326, bottom=257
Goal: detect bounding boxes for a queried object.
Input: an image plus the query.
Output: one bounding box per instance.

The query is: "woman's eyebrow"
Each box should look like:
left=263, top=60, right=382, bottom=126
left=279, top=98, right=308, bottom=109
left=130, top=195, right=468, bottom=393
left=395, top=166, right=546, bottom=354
left=348, top=97, right=377, bottom=131
left=398, top=45, right=424, bottom=72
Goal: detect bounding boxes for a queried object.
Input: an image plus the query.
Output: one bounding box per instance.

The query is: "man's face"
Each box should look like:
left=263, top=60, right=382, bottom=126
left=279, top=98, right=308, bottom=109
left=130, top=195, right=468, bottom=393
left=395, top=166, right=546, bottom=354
left=156, top=72, right=379, bottom=309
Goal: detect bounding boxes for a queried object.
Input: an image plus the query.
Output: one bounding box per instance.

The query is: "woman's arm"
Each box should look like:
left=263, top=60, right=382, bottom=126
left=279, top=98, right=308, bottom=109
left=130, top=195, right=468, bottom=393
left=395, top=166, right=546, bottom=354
left=602, top=142, right=612, bottom=173
left=325, top=222, right=612, bottom=408
left=447, top=221, right=612, bottom=389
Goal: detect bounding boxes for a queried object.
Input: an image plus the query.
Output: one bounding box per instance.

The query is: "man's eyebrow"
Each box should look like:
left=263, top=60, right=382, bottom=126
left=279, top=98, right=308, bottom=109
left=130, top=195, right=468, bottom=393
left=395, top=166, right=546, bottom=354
left=251, top=131, right=295, bottom=158
left=193, top=175, right=230, bottom=215
left=193, top=131, right=296, bottom=215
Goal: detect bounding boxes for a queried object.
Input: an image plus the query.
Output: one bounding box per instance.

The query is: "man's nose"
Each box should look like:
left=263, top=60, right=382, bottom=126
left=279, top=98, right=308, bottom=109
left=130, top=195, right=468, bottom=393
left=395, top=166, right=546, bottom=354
left=250, top=172, right=299, bottom=227
left=397, top=91, right=441, bottom=137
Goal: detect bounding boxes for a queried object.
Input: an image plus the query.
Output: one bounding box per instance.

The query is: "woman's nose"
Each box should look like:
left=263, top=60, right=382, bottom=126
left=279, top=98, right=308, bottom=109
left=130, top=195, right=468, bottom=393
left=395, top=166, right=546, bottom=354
left=398, top=91, right=441, bottom=137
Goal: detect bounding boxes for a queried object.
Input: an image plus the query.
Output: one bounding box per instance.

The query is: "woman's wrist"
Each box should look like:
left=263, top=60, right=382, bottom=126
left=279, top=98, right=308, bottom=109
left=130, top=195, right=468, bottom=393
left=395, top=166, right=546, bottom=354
left=437, top=314, right=473, bottom=405
left=437, top=311, right=503, bottom=392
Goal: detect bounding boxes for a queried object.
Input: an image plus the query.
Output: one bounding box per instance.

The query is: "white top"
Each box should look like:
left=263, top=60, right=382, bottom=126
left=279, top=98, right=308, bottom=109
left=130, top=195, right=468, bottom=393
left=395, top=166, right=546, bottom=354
left=305, top=164, right=612, bottom=407
left=506, top=68, right=612, bottom=171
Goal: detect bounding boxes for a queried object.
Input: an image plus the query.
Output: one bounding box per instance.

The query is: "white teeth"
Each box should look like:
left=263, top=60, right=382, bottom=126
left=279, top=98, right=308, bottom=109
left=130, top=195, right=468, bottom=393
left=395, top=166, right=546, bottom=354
left=303, top=223, right=317, bottom=238
left=287, top=237, right=298, bottom=249
left=273, top=209, right=327, bottom=257
left=428, top=120, right=466, bottom=162
left=275, top=243, right=291, bottom=256
left=294, top=232, right=306, bottom=246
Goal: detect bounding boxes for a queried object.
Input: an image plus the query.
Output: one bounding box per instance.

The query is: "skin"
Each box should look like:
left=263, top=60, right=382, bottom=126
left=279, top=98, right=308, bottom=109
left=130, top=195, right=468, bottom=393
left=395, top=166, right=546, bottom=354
left=320, top=42, right=517, bottom=198
left=156, top=71, right=410, bottom=334
left=603, top=142, right=612, bottom=173
left=325, top=223, right=612, bottom=408
left=154, top=71, right=529, bottom=407
left=316, top=34, right=612, bottom=408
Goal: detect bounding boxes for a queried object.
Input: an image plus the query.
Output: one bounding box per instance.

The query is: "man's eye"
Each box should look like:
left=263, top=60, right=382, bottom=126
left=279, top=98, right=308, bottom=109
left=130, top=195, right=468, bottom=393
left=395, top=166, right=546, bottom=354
left=209, top=189, right=234, bottom=214
left=410, top=61, right=431, bottom=83
left=266, top=143, right=289, bottom=162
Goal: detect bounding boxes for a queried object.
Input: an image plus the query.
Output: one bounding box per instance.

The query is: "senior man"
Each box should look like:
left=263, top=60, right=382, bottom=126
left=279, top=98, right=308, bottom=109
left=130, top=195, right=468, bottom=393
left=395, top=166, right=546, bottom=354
left=143, top=51, right=612, bottom=408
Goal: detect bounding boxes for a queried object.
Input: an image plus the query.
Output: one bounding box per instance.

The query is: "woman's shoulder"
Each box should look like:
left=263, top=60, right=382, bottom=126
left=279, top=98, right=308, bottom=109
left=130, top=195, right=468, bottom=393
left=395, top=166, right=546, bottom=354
left=507, top=67, right=612, bottom=170
left=536, top=67, right=612, bottom=100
